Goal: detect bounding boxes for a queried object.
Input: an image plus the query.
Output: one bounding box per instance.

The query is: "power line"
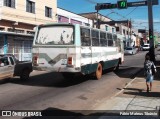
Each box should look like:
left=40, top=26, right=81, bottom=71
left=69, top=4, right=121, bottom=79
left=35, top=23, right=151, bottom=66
left=125, top=7, right=138, bottom=17
left=84, top=0, right=97, bottom=4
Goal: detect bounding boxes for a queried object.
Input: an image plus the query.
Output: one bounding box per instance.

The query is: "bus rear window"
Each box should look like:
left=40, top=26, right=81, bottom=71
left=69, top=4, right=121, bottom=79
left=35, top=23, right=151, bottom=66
left=35, top=25, right=74, bottom=45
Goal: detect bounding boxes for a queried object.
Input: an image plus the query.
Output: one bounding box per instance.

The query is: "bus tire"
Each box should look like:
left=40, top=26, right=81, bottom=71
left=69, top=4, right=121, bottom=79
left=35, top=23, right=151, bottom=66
left=20, top=69, right=30, bottom=80
left=95, top=63, right=102, bottom=80
left=114, top=62, right=119, bottom=71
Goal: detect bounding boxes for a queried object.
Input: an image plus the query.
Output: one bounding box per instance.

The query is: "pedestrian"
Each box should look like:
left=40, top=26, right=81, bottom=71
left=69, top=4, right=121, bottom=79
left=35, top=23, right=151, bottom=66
left=144, top=54, right=157, bottom=92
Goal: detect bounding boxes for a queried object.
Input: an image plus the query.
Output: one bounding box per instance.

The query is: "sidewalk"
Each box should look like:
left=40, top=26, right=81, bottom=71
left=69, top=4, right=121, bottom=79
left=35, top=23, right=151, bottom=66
left=92, top=67, right=160, bottom=118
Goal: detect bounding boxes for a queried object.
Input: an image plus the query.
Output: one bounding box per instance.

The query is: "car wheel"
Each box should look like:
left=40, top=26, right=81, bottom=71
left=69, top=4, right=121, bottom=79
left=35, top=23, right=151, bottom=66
left=20, top=69, right=30, bottom=80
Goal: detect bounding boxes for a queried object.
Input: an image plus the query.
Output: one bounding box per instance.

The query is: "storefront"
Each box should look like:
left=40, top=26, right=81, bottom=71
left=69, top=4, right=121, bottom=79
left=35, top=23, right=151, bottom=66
left=0, top=33, right=34, bottom=61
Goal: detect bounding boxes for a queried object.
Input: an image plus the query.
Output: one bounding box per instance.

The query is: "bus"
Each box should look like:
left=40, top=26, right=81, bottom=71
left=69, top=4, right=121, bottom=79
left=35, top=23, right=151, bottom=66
left=32, top=23, right=124, bottom=79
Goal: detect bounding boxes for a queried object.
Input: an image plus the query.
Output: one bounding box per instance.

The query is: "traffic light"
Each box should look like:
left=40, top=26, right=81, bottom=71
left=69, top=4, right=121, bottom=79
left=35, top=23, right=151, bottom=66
left=95, top=3, right=117, bottom=10
left=149, top=29, right=153, bottom=39
left=117, top=0, right=127, bottom=9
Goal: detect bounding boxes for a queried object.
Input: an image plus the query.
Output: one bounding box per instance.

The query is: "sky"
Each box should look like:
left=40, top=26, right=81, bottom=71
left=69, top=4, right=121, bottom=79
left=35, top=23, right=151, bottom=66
left=57, top=0, right=160, bottom=33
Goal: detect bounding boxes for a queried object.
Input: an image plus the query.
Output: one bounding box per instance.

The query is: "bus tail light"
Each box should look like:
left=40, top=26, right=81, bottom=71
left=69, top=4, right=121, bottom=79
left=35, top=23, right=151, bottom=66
left=67, top=57, right=73, bottom=65
left=33, top=55, right=39, bottom=66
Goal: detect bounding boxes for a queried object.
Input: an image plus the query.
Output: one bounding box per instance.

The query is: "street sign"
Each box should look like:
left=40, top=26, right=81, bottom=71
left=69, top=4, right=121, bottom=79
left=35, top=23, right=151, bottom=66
left=128, top=0, right=158, bottom=7
left=127, top=1, right=147, bottom=7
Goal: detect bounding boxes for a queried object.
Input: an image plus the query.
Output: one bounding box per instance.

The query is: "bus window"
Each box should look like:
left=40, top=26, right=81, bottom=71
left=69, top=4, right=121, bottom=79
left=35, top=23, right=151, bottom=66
left=35, top=25, right=74, bottom=45
left=92, top=30, right=99, bottom=46
left=107, top=33, right=113, bottom=46
left=81, top=28, right=91, bottom=46
left=100, top=32, right=107, bottom=46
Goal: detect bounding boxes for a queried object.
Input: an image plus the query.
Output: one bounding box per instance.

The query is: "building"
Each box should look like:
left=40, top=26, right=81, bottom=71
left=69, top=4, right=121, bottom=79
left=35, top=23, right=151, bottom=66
left=79, top=12, right=116, bottom=33
left=57, top=8, right=93, bottom=27
left=0, top=0, right=57, bottom=61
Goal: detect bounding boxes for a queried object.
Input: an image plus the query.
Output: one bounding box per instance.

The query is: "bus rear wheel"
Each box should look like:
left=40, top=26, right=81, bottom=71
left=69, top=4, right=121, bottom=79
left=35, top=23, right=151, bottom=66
left=95, top=63, right=102, bottom=80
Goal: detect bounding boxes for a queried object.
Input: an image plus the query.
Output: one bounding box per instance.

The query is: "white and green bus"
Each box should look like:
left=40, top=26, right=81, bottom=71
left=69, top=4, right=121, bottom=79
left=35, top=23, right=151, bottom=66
left=32, top=23, right=124, bottom=79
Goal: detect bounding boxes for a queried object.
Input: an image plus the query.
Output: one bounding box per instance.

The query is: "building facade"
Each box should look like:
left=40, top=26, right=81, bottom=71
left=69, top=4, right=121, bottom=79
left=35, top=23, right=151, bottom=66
left=79, top=12, right=116, bottom=33
left=0, top=0, right=57, bottom=61
left=57, top=8, right=93, bottom=27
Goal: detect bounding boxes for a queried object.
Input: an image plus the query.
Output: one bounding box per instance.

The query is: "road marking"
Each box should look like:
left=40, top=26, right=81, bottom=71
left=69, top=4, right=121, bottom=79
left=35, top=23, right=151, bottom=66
left=112, top=77, right=137, bottom=98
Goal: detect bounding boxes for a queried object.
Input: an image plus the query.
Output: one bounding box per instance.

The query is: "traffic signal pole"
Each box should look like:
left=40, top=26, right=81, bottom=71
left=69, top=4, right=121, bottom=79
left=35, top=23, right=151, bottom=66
left=148, top=0, right=155, bottom=62
left=95, top=0, right=158, bottom=62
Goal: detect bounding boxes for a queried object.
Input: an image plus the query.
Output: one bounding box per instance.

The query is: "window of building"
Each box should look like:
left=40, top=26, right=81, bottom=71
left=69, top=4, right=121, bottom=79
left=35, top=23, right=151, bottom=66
left=112, top=28, right=115, bottom=33
left=116, top=27, right=119, bottom=32
left=71, top=19, right=82, bottom=25
left=26, top=0, right=35, bottom=13
left=81, top=28, right=91, bottom=46
left=123, top=29, right=126, bottom=35
left=105, top=26, right=108, bottom=31
left=45, top=6, right=52, bottom=18
left=92, top=30, right=99, bottom=46
left=4, top=0, right=15, bottom=8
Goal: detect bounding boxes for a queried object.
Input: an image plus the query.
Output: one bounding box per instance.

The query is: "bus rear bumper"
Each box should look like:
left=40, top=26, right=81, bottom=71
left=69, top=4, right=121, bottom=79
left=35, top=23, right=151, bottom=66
left=33, top=66, right=81, bottom=73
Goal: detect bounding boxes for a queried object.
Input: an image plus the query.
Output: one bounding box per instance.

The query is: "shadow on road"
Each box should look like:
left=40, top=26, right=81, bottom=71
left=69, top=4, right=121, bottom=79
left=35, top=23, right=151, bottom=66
left=114, top=66, right=142, bottom=79
left=9, top=72, right=90, bottom=88
left=123, top=87, right=160, bottom=98
left=22, top=107, right=160, bottom=119
left=5, top=68, right=114, bottom=88
left=22, top=107, right=119, bottom=119
left=123, top=91, right=160, bottom=98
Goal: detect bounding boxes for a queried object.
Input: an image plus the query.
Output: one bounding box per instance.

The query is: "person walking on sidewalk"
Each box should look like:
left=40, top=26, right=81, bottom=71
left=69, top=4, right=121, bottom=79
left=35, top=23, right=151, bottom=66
left=144, top=54, right=157, bottom=93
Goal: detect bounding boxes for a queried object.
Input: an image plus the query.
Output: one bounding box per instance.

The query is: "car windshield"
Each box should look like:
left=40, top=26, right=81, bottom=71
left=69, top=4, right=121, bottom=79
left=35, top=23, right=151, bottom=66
left=126, top=48, right=132, bottom=50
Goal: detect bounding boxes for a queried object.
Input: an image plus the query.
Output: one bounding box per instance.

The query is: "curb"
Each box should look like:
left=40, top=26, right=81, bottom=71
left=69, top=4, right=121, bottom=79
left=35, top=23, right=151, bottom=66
left=112, top=68, right=143, bottom=98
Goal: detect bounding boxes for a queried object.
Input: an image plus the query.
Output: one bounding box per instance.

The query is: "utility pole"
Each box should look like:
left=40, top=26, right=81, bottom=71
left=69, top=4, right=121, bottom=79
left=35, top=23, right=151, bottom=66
left=96, top=3, right=99, bottom=29
left=127, top=20, right=129, bottom=47
left=130, top=18, right=132, bottom=47
left=148, top=0, right=155, bottom=62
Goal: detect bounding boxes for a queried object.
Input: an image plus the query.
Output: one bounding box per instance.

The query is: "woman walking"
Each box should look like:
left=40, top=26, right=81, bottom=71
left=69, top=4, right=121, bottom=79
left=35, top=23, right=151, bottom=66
left=144, top=54, right=156, bottom=93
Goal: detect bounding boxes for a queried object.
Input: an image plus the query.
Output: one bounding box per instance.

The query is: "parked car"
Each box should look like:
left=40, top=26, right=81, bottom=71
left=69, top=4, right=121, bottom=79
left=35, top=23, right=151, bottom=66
left=124, top=47, right=137, bottom=55
left=142, top=44, right=150, bottom=51
left=0, top=54, right=32, bottom=80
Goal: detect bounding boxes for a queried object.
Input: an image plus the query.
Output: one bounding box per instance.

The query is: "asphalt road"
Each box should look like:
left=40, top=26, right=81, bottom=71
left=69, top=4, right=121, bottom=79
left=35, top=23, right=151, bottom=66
left=0, top=51, right=148, bottom=118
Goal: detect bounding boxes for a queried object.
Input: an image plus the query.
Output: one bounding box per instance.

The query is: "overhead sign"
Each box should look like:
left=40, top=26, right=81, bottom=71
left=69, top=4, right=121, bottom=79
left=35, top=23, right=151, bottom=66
left=128, top=1, right=147, bottom=7
left=95, top=0, right=158, bottom=10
